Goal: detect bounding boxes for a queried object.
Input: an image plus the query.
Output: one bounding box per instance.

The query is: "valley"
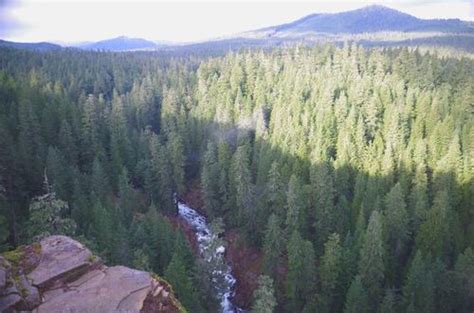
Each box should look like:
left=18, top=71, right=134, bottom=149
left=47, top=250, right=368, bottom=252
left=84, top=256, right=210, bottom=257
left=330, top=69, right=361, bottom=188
left=0, top=3, right=473, bottom=313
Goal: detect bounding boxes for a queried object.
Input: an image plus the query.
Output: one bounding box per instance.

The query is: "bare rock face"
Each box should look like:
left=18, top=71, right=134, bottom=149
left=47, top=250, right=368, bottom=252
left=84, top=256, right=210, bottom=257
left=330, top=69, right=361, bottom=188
left=28, top=236, right=93, bottom=289
left=0, top=257, right=7, bottom=292
left=0, top=236, right=184, bottom=313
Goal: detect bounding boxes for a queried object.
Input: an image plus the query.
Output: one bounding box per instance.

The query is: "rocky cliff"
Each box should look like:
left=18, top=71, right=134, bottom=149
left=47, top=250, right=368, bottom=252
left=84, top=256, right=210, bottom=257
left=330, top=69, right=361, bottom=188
left=0, top=236, right=185, bottom=313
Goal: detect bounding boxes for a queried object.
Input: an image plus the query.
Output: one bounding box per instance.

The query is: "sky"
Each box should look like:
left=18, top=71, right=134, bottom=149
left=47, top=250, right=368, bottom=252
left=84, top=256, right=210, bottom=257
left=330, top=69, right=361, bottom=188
left=1, top=0, right=473, bottom=44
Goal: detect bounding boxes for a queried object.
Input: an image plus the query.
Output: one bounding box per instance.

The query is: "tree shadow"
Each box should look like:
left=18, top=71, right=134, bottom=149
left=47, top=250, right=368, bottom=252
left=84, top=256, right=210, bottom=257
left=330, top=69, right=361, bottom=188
left=178, top=115, right=473, bottom=311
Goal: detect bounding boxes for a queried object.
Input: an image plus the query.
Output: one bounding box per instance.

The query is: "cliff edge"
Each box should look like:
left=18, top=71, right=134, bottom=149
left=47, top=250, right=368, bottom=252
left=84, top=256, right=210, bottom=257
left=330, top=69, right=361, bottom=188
left=0, top=235, right=185, bottom=313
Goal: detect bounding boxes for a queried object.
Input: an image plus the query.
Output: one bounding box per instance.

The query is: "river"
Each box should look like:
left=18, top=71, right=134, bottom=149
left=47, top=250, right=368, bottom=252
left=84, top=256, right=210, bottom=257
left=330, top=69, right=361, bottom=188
left=177, top=201, right=244, bottom=313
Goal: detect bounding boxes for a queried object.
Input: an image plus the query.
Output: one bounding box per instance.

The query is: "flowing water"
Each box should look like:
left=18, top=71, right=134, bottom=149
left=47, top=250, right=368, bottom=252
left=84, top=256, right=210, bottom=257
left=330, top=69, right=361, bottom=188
left=177, top=201, right=244, bottom=313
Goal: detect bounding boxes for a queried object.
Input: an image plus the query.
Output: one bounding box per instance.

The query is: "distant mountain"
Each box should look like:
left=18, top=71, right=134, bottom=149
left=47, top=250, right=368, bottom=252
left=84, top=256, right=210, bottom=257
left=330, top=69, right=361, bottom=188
left=246, top=5, right=473, bottom=38
left=79, top=36, right=162, bottom=51
left=0, top=39, right=62, bottom=51
left=1, top=6, right=473, bottom=54
left=167, top=5, right=469, bottom=53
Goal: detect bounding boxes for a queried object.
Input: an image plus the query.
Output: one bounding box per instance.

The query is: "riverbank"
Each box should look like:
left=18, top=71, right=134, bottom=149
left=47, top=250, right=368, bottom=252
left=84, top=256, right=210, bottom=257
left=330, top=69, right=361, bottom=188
left=177, top=201, right=241, bottom=312
left=180, top=185, right=262, bottom=309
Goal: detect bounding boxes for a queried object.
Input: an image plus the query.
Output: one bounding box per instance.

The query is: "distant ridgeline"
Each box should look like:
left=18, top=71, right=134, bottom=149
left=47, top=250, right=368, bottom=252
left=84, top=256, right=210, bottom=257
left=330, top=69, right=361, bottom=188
left=0, top=43, right=473, bottom=313
left=1, top=5, right=474, bottom=53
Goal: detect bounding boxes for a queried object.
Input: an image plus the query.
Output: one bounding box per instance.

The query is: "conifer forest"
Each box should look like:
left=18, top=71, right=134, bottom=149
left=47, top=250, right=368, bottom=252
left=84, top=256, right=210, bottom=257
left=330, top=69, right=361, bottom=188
left=0, top=43, right=473, bottom=312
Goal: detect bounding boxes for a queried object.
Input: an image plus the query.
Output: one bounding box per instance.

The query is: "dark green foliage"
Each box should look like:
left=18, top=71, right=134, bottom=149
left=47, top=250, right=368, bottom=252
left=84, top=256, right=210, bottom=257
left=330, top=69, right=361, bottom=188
left=286, top=230, right=316, bottom=312
left=232, top=143, right=254, bottom=224
left=264, top=161, right=286, bottom=220
left=383, top=183, right=409, bottom=284
left=402, top=250, right=434, bottom=313
left=311, top=160, right=336, bottom=250
left=27, top=176, right=76, bottom=241
left=319, top=233, right=343, bottom=313
left=416, top=190, right=454, bottom=259
left=164, top=229, right=201, bottom=312
left=201, top=141, right=220, bottom=217
left=379, top=288, right=398, bottom=313
left=455, top=247, right=474, bottom=312
left=344, top=275, right=368, bottom=313
left=0, top=44, right=472, bottom=312
left=358, top=210, right=385, bottom=309
left=0, top=213, right=9, bottom=251
left=262, top=213, right=283, bottom=280
left=285, top=174, right=305, bottom=236
left=132, top=248, right=150, bottom=271
left=165, top=252, right=199, bottom=312
left=117, top=167, right=135, bottom=226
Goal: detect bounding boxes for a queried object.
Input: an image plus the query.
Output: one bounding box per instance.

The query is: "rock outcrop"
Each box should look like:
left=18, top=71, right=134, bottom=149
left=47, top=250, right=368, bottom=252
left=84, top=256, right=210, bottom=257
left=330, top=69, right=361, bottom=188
left=0, top=236, right=184, bottom=313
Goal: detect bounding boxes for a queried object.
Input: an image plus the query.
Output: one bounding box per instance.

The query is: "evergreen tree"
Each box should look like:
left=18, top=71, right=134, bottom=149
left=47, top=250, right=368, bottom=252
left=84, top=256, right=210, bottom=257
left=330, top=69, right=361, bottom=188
left=311, top=161, right=336, bottom=249
left=117, top=167, right=134, bottom=226
left=91, top=157, right=110, bottom=205
left=358, top=210, right=385, bottom=311
left=231, top=143, right=256, bottom=239
left=416, top=190, right=452, bottom=259
left=27, top=175, right=76, bottom=241
left=0, top=43, right=472, bottom=313
left=319, top=233, right=343, bottom=313
left=46, top=146, right=72, bottom=201
left=409, top=162, right=429, bottom=232
left=132, top=248, right=150, bottom=271
left=402, top=250, right=434, bottom=313
left=265, top=161, right=286, bottom=219
left=217, top=140, right=232, bottom=215
left=109, top=90, right=131, bottom=186
left=201, top=141, right=220, bottom=217
left=455, top=247, right=474, bottom=312
left=384, top=183, right=409, bottom=283
left=90, top=201, right=113, bottom=260
left=285, top=174, right=305, bottom=235
left=167, top=131, right=186, bottom=194
left=173, top=229, right=195, bottom=271
left=379, top=288, right=398, bottom=313
left=252, top=275, right=277, bottom=313
left=149, top=134, right=174, bottom=212
left=344, top=275, right=368, bottom=313
left=58, top=119, right=78, bottom=164
left=165, top=252, right=199, bottom=312
left=286, top=230, right=315, bottom=312
left=262, top=213, right=283, bottom=280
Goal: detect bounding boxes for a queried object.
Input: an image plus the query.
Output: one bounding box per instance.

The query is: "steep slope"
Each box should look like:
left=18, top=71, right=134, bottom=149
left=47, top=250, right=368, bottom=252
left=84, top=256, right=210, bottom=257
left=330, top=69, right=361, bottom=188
left=79, top=36, right=160, bottom=51
left=0, top=236, right=184, bottom=313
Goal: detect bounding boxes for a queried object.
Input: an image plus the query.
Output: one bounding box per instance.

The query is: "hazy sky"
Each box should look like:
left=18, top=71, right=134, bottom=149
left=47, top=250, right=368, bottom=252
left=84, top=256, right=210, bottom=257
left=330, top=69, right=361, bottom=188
left=1, top=0, right=473, bottom=44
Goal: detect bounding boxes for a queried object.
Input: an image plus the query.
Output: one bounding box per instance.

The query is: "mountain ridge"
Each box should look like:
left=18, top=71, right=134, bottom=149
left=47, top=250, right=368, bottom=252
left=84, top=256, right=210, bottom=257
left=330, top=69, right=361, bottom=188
left=78, top=35, right=163, bottom=51
left=0, top=39, right=62, bottom=51
left=247, top=4, right=473, bottom=37
left=1, top=5, right=473, bottom=53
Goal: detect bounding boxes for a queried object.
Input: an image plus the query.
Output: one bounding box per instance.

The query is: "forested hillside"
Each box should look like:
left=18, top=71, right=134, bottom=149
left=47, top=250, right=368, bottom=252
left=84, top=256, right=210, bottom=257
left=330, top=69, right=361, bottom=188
left=0, top=45, right=473, bottom=312
left=0, top=49, right=215, bottom=312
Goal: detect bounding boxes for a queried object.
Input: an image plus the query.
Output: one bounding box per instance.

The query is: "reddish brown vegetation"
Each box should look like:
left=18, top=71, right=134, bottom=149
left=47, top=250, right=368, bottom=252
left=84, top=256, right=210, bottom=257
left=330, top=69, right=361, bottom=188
left=179, top=184, right=264, bottom=309
left=180, top=181, right=205, bottom=213
left=224, top=230, right=263, bottom=308
left=167, top=214, right=200, bottom=254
